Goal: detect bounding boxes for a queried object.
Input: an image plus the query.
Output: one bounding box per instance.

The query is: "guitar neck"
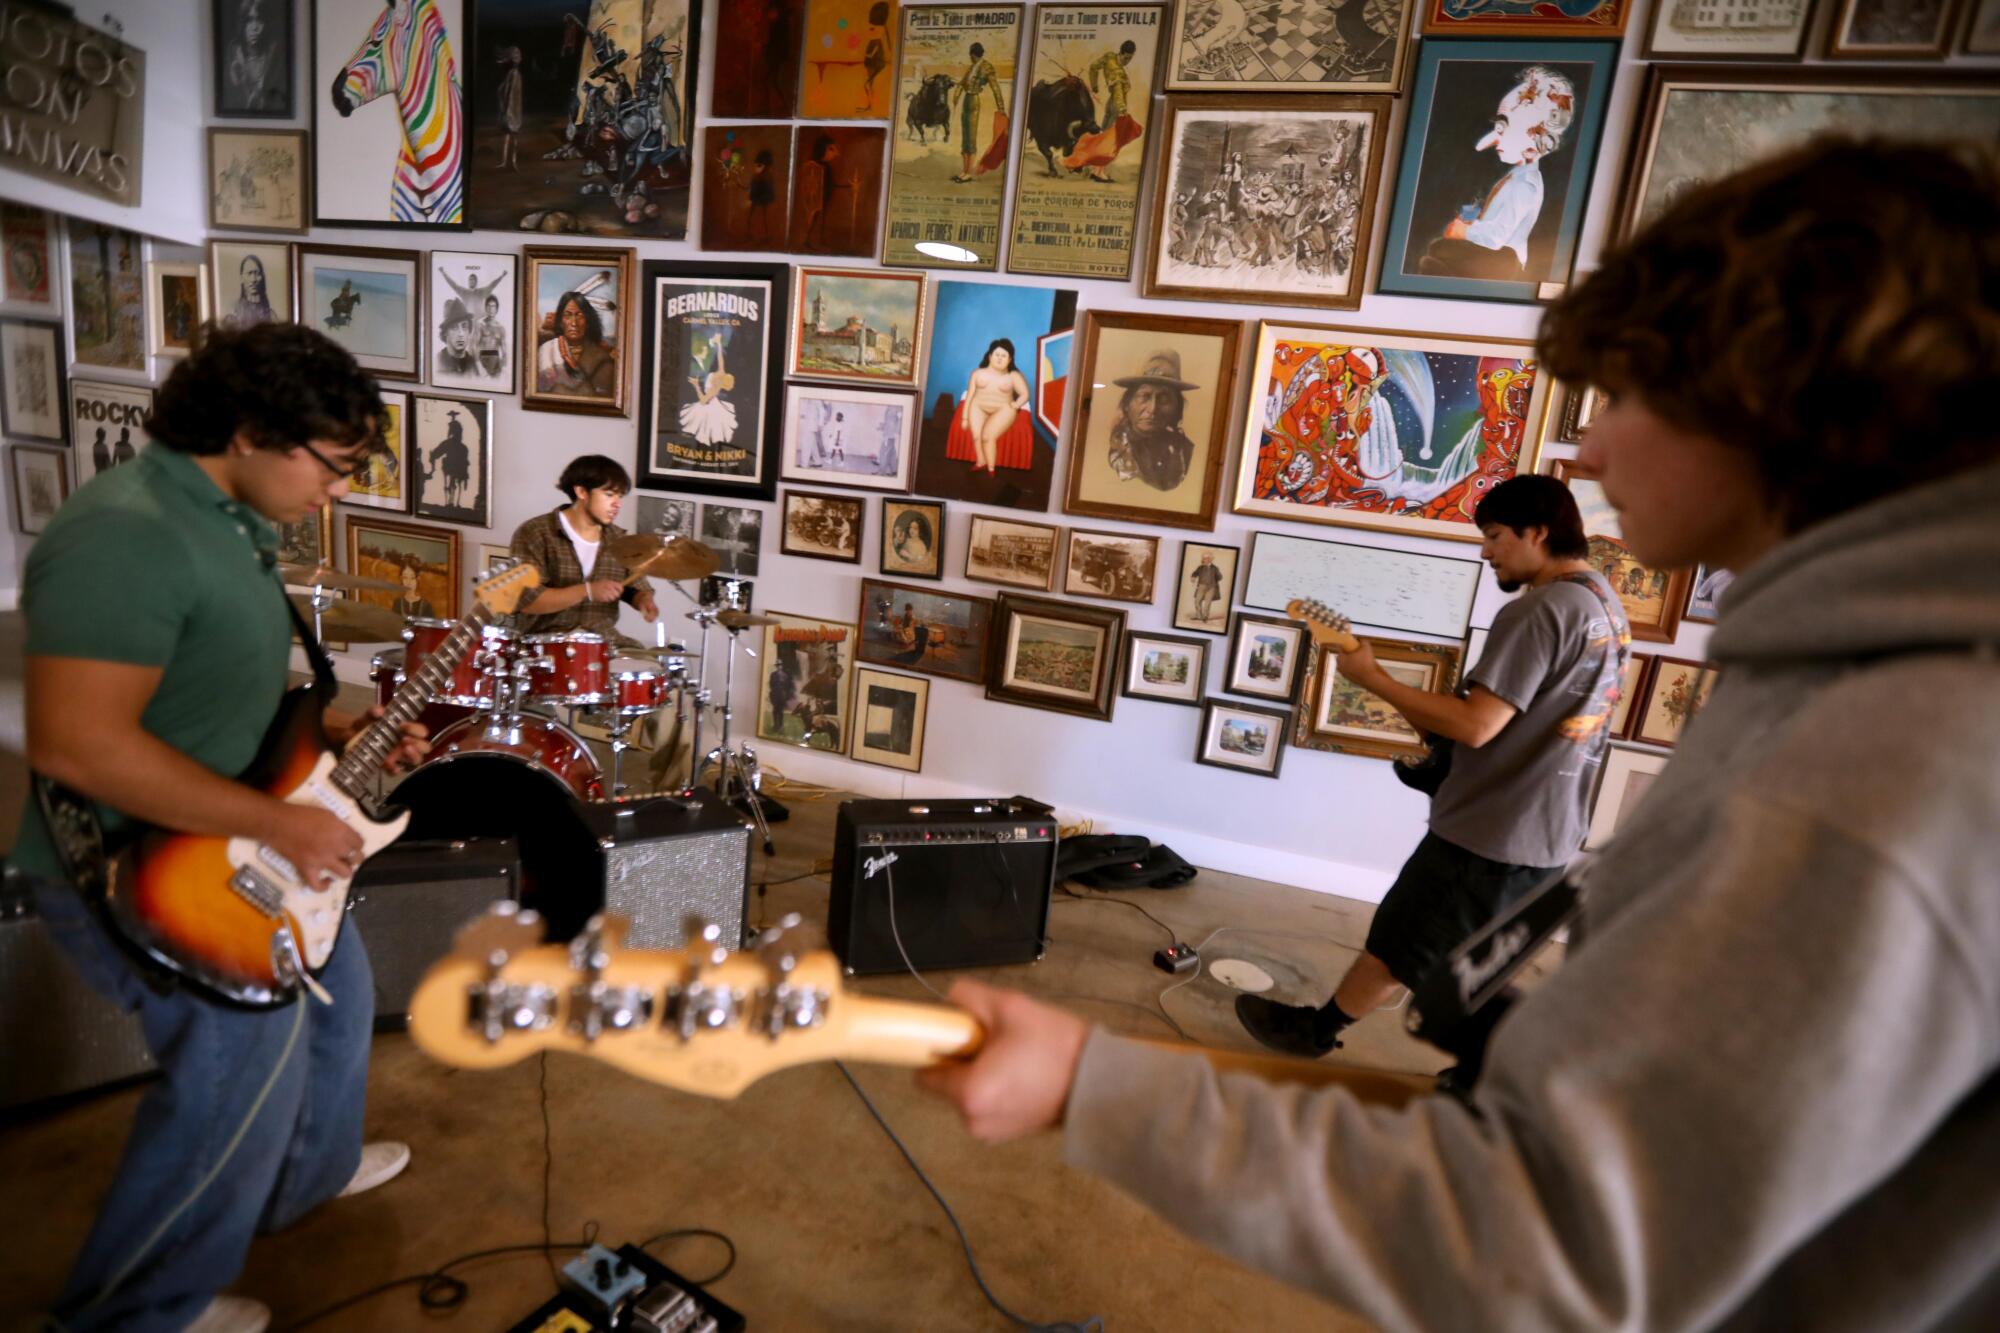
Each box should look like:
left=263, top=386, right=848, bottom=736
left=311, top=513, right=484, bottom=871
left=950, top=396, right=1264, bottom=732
left=330, top=603, right=494, bottom=796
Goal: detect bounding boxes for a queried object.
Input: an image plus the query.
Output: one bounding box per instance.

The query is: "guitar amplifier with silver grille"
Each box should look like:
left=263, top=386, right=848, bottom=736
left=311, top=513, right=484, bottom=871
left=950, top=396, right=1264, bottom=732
left=349, top=837, right=520, bottom=1028
left=563, top=789, right=753, bottom=950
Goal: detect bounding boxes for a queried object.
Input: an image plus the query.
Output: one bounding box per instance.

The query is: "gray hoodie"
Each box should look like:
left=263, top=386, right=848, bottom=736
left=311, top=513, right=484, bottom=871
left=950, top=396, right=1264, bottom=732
left=1064, top=460, right=2000, bottom=1331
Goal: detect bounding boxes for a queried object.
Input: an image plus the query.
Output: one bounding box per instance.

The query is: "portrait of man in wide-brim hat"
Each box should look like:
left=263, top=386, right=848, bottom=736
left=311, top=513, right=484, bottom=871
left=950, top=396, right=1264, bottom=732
left=1108, top=348, right=1202, bottom=493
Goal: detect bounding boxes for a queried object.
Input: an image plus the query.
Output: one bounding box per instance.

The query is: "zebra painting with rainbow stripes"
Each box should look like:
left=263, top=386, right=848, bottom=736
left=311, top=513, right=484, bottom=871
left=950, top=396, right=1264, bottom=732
left=327, top=0, right=466, bottom=225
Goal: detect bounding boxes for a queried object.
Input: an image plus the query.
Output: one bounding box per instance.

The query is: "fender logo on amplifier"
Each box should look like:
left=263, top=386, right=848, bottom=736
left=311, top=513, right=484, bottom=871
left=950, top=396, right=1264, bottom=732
left=863, top=851, right=900, bottom=880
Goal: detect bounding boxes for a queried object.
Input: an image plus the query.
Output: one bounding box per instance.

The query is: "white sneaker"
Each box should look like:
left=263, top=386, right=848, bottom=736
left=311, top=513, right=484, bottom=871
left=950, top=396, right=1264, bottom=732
left=336, top=1140, right=411, bottom=1198
left=185, top=1295, right=270, bottom=1333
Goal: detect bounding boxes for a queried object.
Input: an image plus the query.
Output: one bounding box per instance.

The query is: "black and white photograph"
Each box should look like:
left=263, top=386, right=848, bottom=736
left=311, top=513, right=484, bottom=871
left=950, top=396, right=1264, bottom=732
left=409, top=393, right=492, bottom=527
left=69, top=380, right=154, bottom=487
left=1062, top=528, right=1160, bottom=604
left=428, top=250, right=517, bottom=395
left=699, top=502, right=764, bottom=576
left=637, top=495, right=699, bottom=542
left=779, top=489, right=866, bottom=563
left=880, top=497, right=946, bottom=580
left=208, top=240, right=292, bottom=330
left=965, top=514, right=1059, bottom=591
left=780, top=383, right=916, bottom=492
left=213, top=0, right=295, bottom=117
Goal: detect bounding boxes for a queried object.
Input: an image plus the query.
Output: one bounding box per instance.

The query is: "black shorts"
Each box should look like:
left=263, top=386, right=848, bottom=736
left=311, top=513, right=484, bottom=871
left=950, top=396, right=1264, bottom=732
left=1365, top=832, right=1556, bottom=990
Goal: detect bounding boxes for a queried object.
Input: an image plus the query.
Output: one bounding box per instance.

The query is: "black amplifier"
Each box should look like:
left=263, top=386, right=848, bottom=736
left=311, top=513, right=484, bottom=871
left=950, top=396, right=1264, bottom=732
left=829, top=797, right=1058, bottom=975
left=349, top=837, right=520, bottom=1029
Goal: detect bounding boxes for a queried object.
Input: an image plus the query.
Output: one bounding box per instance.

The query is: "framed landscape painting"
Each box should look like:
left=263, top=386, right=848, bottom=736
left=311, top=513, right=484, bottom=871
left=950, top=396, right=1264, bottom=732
left=790, top=266, right=926, bottom=388
left=298, top=244, right=422, bottom=381
left=857, top=577, right=995, bottom=682
left=1195, top=699, right=1288, bottom=778
left=1304, top=636, right=1461, bottom=760
left=64, top=221, right=147, bottom=378
left=345, top=515, right=461, bottom=622
left=1550, top=461, right=1690, bottom=643
left=1165, top=0, right=1413, bottom=94
left=1224, top=610, right=1307, bottom=707
left=635, top=259, right=788, bottom=497
left=1121, top=629, right=1206, bottom=708
left=987, top=592, right=1125, bottom=721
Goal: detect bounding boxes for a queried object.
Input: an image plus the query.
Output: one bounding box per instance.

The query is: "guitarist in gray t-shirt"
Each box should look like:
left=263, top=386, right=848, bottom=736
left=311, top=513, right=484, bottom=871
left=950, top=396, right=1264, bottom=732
left=1239, top=475, right=1629, bottom=1064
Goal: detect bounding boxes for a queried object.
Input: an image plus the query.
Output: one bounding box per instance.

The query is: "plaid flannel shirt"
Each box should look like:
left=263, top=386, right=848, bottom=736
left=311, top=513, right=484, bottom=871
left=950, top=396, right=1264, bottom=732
left=508, top=509, right=654, bottom=636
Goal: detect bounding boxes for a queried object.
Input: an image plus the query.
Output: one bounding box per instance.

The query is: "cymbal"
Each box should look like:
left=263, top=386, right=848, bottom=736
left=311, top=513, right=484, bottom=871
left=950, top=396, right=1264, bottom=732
left=612, top=633, right=701, bottom=660
left=715, top=609, right=779, bottom=631
left=288, top=595, right=407, bottom=643
left=278, top=562, right=401, bottom=594
left=606, top=532, right=721, bottom=582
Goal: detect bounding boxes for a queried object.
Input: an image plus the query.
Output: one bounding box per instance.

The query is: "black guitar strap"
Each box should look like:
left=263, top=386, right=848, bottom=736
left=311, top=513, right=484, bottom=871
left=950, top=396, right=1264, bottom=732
left=282, top=590, right=340, bottom=697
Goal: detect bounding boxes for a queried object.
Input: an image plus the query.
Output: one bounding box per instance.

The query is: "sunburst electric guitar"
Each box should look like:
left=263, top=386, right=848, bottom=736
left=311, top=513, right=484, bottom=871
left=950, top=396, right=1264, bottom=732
left=51, top=564, right=541, bottom=1008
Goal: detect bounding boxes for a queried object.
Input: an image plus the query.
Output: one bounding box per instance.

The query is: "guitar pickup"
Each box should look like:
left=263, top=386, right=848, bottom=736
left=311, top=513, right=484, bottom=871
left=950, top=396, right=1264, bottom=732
left=230, top=865, right=285, bottom=916
left=256, top=844, right=301, bottom=885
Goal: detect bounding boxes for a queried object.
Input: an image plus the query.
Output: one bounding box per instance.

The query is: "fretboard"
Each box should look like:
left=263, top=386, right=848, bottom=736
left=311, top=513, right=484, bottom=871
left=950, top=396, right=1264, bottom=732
left=331, top=604, right=495, bottom=798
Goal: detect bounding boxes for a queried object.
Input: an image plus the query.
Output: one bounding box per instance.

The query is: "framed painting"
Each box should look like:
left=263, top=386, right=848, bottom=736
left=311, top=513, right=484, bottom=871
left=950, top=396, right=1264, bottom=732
left=912, top=278, right=1077, bottom=512
left=1165, top=0, right=1414, bottom=94
left=522, top=245, right=635, bottom=416
left=1685, top=564, right=1734, bottom=625
left=964, top=514, right=1059, bottom=591
left=880, top=496, right=946, bottom=580
left=0, top=205, right=59, bottom=318
left=10, top=444, right=70, bottom=534
left=1121, top=629, right=1207, bottom=708
left=757, top=611, right=858, bottom=754
left=790, top=126, right=891, bottom=258
left=69, top=380, right=153, bottom=486
left=1969, top=0, right=2000, bottom=52
left=208, top=127, right=309, bottom=233
left=146, top=263, right=209, bottom=360
left=1233, top=322, right=1549, bottom=544
left=1062, top=309, right=1240, bottom=531
left=428, top=250, right=517, bottom=395
left=1465, top=625, right=1491, bottom=674
left=1550, top=461, right=1690, bottom=643
left=715, top=0, right=805, bottom=117
left=789, top=266, right=926, bottom=388
left=215, top=0, right=295, bottom=117
left=209, top=240, right=293, bottom=331
left=0, top=319, right=67, bottom=443
left=1062, top=528, right=1160, bottom=604
left=987, top=592, right=1125, bottom=721
left=702, top=574, right=754, bottom=610
left=1642, top=0, right=1813, bottom=59
left=312, top=0, right=468, bottom=229
left=635, top=259, right=788, bottom=497
left=1005, top=4, right=1166, bottom=283
left=878, top=4, right=1024, bottom=272
left=798, top=0, right=898, bottom=120
left=345, top=389, right=410, bottom=511
left=298, top=243, right=423, bottom=380
left=1172, top=539, right=1238, bottom=636
left=1195, top=699, right=1288, bottom=779
left=1303, top=636, right=1461, bottom=760
left=850, top=666, right=930, bottom=771
left=1607, top=649, right=1649, bottom=741
left=1631, top=656, right=1718, bottom=749
left=1244, top=530, right=1483, bottom=640
left=1224, top=610, right=1307, bottom=706
left=1585, top=746, right=1669, bottom=848
left=1422, top=0, right=1629, bottom=36
left=1378, top=40, right=1617, bottom=305
left=463, top=0, right=698, bottom=239
left=780, top=489, right=867, bottom=563
left=635, top=495, right=699, bottom=543
left=276, top=503, right=335, bottom=568
left=1145, top=95, right=1390, bottom=312
left=64, top=221, right=147, bottom=379
left=1617, top=69, right=2000, bottom=243
left=857, top=577, right=995, bottom=682
left=701, top=125, right=794, bottom=254
left=1549, top=380, right=1607, bottom=446
left=699, top=503, right=764, bottom=577
left=344, top=514, right=461, bottom=621
left=409, top=393, right=491, bottom=526
left=478, top=541, right=512, bottom=575
left=780, top=383, right=916, bottom=492
left=1826, top=0, right=1965, bottom=57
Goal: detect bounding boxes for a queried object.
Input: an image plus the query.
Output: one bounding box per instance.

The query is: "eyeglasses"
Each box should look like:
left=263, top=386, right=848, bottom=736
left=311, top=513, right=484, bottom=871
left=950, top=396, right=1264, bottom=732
left=297, top=440, right=376, bottom=482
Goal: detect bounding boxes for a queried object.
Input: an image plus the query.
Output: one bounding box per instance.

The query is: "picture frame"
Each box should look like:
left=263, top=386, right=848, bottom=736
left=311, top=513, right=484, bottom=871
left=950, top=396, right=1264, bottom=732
left=344, top=389, right=410, bottom=512
left=1464, top=625, right=1491, bottom=675
left=1005, top=4, right=1167, bottom=283
left=1304, top=636, right=1461, bottom=761
left=209, top=240, right=294, bottom=331
left=1825, top=0, right=1965, bottom=58
left=713, top=0, right=805, bottom=118
left=0, top=318, right=67, bottom=442
left=1121, top=629, right=1207, bottom=708
left=635, top=259, right=789, bottom=497
left=780, top=489, right=867, bottom=563
left=1165, top=0, right=1414, bottom=94
left=857, top=577, right=996, bottom=682
left=427, top=249, right=518, bottom=396
left=1234, top=322, right=1550, bottom=544
left=1685, top=563, right=1734, bottom=625
left=701, top=124, right=794, bottom=254
left=522, top=245, right=636, bottom=416
left=297, top=243, right=423, bottom=380
left=145, top=263, right=210, bottom=360
left=1062, top=309, right=1241, bottom=531
left=207, top=127, right=309, bottom=233
left=344, top=514, right=461, bottom=621
left=699, top=503, right=765, bottom=577
left=311, top=0, right=469, bottom=230
left=213, top=0, right=296, bottom=117
left=1422, top=0, right=1629, bottom=36
left=877, top=3, right=1025, bottom=271
left=68, top=379, right=154, bottom=486
left=1171, top=539, right=1238, bottom=635
left=987, top=592, right=1125, bottom=721
left=10, top=444, right=69, bottom=533
left=478, top=541, right=512, bottom=575
left=1224, top=611, right=1308, bottom=707
left=702, top=574, right=755, bottom=610
left=1144, top=94, right=1390, bottom=312
left=789, top=266, right=926, bottom=388
left=797, top=0, right=898, bottom=121
left=0, top=205, right=60, bottom=318
left=1606, top=650, right=1649, bottom=741
left=63, top=221, right=148, bottom=380
left=964, top=514, right=1059, bottom=590
left=1641, top=0, right=1813, bottom=59
left=1585, top=746, right=1669, bottom=849
left=1630, top=655, right=1718, bottom=749
left=789, top=125, right=891, bottom=258
left=635, top=495, right=699, bottom=543
left=1244, top=530, right=1483, bottom=640
left=1195, top=698, right=1289, bottom=779
left=850, top=666, right=931, bottom=772
left=276, top=503, right=335, bottom=568
left=880, top=497, right=946, bottom=580
left=756, top=611, right=858, bottom=754
left=1550, top=461, right=1690, bottom=643
left=1550, top=380, right=1607, bottom=446
left=1062, top=527, right=1160, bottom=604
left=1377, top=40, right=1618, bottom=305
left=779, top=383, right=917, bottom=493
left=408, top=392, right=492, bottom=526
left=1968, top=0, right=2000, bottom=53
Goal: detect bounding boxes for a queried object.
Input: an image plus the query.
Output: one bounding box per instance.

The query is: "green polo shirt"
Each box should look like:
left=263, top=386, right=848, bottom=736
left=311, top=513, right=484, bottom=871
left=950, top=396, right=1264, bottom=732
left=10, top=446, right=292, bottom=879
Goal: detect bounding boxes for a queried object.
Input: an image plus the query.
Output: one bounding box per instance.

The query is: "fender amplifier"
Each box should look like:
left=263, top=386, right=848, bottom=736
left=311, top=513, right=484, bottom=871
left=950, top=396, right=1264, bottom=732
left=578, top=788, right=753, bottom=951
left=829, top=797, right=1058, bottom=975
left=349, top=836, right=521, bottom=1028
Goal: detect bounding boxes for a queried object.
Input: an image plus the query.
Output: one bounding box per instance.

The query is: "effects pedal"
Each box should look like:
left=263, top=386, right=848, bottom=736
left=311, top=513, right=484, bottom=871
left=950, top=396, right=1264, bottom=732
left=1153, top=943, right=1199, bottom=974
left=508, top=1242, right=744, bottom=1333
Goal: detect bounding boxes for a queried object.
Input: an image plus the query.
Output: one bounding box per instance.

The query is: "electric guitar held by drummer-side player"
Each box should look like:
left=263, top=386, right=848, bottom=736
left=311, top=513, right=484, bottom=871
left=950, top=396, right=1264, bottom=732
left=35, top=564, right=541, bottom=1008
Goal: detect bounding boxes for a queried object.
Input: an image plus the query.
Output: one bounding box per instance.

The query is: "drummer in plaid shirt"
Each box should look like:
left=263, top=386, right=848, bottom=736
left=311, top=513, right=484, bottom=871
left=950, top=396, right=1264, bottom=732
left=508, top=454, right=660, bottom=635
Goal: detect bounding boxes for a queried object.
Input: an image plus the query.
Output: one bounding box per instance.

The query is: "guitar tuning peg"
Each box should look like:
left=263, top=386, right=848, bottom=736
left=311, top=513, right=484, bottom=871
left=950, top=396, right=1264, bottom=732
left=567, top=913, right=629, bottom=975
left=452, top=901, right=544, bottom=971
left=682, top=914, right=729, bottom=967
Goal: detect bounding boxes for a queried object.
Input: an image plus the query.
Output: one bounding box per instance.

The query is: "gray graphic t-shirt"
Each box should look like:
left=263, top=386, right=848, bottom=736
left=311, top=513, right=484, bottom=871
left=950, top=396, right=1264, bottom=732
left=1429, top=572, right=1630, bottom=868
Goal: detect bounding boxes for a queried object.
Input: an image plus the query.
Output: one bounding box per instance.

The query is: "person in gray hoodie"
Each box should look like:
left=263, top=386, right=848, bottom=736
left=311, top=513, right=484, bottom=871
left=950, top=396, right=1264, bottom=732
left=918, top=136, right=2000, bottom=1331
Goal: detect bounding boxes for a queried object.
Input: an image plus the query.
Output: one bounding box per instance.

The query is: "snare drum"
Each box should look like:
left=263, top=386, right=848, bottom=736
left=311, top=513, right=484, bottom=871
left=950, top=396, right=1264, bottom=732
left=404, top=618, right=521, bottom=709
left=603, top=658, right=672, bottom=716
left=524, top=631, right=611, bottom=706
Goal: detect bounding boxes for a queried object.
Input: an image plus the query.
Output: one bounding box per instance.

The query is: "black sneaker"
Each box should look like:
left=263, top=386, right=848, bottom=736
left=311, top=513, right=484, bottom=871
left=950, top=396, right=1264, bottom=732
left=1235, top=994, right=1343, bottom=1059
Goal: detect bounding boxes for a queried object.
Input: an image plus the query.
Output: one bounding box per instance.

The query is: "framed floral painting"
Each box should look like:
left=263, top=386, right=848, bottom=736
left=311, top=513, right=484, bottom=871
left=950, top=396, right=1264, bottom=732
left=1630, top=656, right=1718, bottom=749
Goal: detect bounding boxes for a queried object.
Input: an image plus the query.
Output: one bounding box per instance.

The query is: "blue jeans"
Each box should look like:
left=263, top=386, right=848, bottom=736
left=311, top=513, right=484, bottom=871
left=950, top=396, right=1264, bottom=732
left=32, top=879, right=374, bottom=1332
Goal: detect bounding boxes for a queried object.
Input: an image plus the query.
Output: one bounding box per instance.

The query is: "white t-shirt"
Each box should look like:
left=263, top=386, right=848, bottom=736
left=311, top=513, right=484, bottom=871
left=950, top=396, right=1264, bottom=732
left=559, top=509, right=600, bottom=587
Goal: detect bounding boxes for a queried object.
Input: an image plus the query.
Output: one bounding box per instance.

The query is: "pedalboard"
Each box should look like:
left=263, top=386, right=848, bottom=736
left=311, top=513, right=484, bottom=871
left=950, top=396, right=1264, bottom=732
left=507, top=1242, right=744, bottom=1333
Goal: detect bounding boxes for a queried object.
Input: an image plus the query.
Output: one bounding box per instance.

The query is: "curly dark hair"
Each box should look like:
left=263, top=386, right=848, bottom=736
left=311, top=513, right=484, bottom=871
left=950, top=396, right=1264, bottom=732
left=1539, top=136, right=2000, bottom=532
left=146, top=322, right=383, bottom=456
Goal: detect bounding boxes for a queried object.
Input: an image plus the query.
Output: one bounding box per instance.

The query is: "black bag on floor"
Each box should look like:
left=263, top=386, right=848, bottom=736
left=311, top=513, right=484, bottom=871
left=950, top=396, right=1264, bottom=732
left=1054, top=834, right=1151, bottom=883
left=1063, top=839, right=1198, bottom=890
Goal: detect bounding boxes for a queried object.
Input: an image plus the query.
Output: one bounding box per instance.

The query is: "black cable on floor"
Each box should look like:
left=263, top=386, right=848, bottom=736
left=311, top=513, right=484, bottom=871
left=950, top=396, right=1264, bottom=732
left=638, top=1227, right=740, bottom=1287
left=278, top=1230, right=598, bottom=1330
left=1052, top=886, right=1179, bottom=947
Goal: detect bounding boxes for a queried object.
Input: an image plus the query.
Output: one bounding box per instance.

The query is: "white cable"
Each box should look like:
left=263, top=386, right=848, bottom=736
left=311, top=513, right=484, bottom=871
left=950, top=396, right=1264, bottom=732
left=883, top=859, right=950, bottom=1004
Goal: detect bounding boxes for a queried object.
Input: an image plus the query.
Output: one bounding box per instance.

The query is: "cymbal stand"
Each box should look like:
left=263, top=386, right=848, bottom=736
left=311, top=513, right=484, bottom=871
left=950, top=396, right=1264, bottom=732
left=704, top=618, right=777, bottom=855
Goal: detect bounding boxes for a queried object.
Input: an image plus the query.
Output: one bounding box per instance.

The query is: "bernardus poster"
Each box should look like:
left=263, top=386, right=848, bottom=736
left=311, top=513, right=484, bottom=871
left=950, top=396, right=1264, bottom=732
left=647, top=277, right=773, bottom=484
